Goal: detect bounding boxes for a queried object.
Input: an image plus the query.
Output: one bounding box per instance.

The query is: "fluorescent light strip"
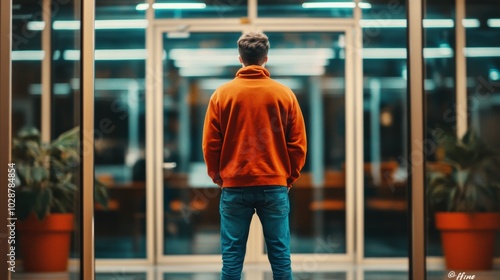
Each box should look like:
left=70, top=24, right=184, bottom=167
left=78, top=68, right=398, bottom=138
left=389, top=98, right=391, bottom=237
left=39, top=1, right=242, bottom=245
left=360, top=19, right=407, bottom=28
left=302, top=2, right=372, bottom=9
left=463, top=19, right=480, bottom=28
left=423, top=19, right=454, bottom=28
left=95, top=19, right=148, bottom=29
left=64, top=49, right=148, bottom=60
left=487, top=19, right=500, bottom=28
left=360, top=18, right=479, bottom=28
left=29, top=83, right=71, bottom=95
left=465, top=48, right=500, bottom=57
left=27, top=21, right=46, bottom=30
left=424, top=47, right=453, bottom=58
left=362, top=48, right=407, bottom=59
left=12, top=50, right=45, bottom=60
left=27, top=20, right=148, bottom=31
left=53, top=20, right=80, bottom=30
left=136, top=3, right=206, bottom=11
left=362, top=48, right=454, bottom=59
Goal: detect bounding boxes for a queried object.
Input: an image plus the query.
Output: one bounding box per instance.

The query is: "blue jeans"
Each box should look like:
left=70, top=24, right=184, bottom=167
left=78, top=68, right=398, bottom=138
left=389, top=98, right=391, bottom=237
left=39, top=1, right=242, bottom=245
left=220, top=186, right=292, bottom=280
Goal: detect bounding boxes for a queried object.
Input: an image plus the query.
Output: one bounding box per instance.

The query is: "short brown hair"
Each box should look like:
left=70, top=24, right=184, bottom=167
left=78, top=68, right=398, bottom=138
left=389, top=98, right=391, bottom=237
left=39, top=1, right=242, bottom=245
left=237, top=32, right=270, bottom=66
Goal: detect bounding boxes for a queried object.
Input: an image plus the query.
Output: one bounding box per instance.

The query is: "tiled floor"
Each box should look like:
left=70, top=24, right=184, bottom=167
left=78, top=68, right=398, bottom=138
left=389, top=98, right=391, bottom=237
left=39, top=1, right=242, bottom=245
left=11, top=264, right=500, bottom=280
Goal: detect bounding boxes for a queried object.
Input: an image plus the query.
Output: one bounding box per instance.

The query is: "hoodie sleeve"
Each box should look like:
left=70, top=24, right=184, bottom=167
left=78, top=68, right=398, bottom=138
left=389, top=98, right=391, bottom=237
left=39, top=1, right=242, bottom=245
left=202, top=93, right=223, bottom=186
left=286, top=94, right=307, bottom=187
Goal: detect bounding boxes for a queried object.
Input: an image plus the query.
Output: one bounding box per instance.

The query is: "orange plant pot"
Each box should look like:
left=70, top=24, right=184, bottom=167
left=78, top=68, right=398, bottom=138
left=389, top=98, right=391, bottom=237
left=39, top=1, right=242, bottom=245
left=18, top=213, right=74, bottom=272
left=435, top=212, right=500, bottom=270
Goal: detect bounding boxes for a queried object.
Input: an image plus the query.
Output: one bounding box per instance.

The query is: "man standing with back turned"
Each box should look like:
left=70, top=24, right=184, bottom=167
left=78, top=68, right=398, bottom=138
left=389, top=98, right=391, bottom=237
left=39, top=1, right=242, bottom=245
left=202, top=31, right=307, bottom=280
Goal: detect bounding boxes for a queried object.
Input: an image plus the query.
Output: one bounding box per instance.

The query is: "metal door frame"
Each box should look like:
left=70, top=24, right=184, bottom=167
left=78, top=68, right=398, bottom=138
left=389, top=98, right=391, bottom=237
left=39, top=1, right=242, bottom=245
left=149, top=21, right=362, bottom=265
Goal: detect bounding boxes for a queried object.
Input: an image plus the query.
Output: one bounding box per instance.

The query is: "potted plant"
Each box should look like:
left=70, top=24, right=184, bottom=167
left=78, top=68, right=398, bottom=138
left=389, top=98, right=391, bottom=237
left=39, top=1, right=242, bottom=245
left=428, top=129, right=500, bottom=270
left=13, top=126, right=108, bottom=273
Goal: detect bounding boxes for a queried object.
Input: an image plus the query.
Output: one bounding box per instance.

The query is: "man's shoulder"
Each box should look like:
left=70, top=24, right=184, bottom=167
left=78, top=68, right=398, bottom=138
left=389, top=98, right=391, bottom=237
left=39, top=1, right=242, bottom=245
left=268, top=78, right=294, bottom=93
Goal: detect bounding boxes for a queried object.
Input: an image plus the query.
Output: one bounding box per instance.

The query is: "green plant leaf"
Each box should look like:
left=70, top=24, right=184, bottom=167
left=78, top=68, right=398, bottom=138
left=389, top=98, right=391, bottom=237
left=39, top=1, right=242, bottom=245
left=33, top=188, right=52, bottom=220
left=447, top=187, right=458, bottom=212
left=16, top=190, right=37, bottom=220
left=13, top=126, right=108, bottom=217
left=32, top=166, right=48, bottom=184
left=95, top=180, right=109, bottom=209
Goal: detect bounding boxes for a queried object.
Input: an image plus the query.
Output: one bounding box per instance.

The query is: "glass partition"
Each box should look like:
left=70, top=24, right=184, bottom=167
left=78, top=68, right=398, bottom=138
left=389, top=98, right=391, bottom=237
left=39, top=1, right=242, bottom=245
left=361, top=0, right=409, bottom=258
left=93, top=0, right=148, bottom=259
left=465, top=0, right=500, bottom=263
left=425, top=0, right=500, bottom=278
left=11, top=0, right=82, bottom=277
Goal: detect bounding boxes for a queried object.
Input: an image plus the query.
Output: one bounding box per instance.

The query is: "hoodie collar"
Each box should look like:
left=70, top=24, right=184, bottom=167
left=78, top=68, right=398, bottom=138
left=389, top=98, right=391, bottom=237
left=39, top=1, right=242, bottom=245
left=236, top=65, right=271, bottom=79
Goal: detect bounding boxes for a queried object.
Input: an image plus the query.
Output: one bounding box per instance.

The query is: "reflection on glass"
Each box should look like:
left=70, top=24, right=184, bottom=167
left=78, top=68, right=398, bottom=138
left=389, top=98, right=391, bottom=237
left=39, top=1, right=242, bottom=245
left=262, top=32, right=347, bottom=254
left=423, top=1, right=457, bottom=261
left=93, top=0, right=148, bottom=259
left=425, top=0, right=500, bottom=277
left=154, top=0, right=247, bottom=19
left=12, top=0, right=82, bottom=274
left=162, top=33, right=243, bottom=255
left=362, top=0, right=409, bottom=258
left=258, top=0, right=356, bottom=18
left=465, top=0, right=500, bottom=261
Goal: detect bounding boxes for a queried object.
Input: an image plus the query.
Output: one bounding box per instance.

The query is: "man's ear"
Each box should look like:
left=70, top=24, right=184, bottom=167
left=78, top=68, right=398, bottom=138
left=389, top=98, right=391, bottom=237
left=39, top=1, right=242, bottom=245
left=238, top=56, right=243, bottom=64
left=264, top=56, right=268, bottom=63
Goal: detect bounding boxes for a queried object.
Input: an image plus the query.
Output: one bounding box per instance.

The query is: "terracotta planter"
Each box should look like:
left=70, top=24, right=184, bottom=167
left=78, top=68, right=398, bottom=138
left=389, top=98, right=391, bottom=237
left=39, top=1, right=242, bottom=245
left=435, top=212, right=500, bottom=270
left=18, top=213, right=74, bottom=272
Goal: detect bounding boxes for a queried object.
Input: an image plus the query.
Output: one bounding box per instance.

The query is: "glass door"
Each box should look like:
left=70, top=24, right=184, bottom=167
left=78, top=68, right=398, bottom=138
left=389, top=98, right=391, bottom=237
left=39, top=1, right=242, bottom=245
left=153, top=26, right=357, bottom=264
left=255, top=30, right=355, bottom=263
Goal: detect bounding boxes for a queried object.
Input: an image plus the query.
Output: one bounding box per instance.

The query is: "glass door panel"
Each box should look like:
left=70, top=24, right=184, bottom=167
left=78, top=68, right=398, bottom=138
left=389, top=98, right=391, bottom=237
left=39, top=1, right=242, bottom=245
left=161, top=32, right=243, bottom=256
left=262, top=32, right=348, bottom=255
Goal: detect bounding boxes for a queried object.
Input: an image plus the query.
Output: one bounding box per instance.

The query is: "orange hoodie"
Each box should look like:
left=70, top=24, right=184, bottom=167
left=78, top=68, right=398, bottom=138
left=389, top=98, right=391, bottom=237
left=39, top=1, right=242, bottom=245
left=202, top=65, right=307, bottom=188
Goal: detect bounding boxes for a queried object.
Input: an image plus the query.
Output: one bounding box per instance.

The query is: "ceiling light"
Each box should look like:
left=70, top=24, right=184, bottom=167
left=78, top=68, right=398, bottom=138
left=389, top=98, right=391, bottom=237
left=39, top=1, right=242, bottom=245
left=95, top=19, right=148, bottom=29
left=27, top=20, right=148, bottom=31
left=362, top=48, right=454, bottom=59
left=64, top=49, right=148, bottom=60
left=487, top=19, right=500, bottom=28
left=462, top=19, right=480, bottom=28
left=302, top=2, right=372, bottom=9
left=27, top=21, right=46, bottom=30
left=465, top=48, right=500, bottom=57
left=360, top=19, right=407, bottom=28
left=362, top=48, right=407, bottom=59
left=423, top=19, right=454, bottom=28
left=53, top=20, right=80, bottom=30
left=136, top=3, right=207, bottom=11
left=29, top=83, right=71, bottom=95
left=12, top=51, right=45, bottom=61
